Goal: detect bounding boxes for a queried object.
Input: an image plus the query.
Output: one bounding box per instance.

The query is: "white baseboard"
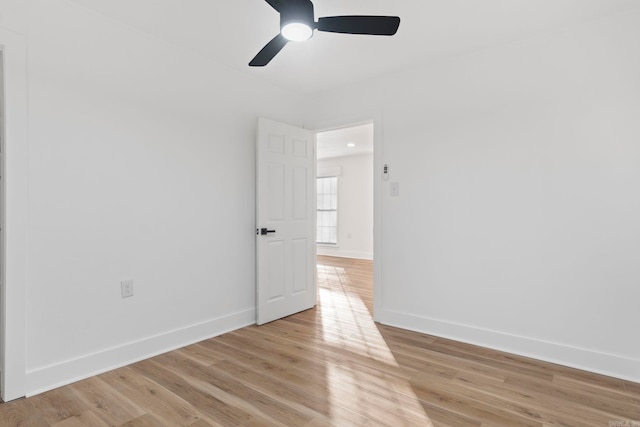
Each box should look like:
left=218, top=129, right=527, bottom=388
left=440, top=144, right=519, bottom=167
left=25, top=309, right=255, bottom=396
left=378, top=308, right=640, bottom=383
left=317, top=247, right=373, bottom=260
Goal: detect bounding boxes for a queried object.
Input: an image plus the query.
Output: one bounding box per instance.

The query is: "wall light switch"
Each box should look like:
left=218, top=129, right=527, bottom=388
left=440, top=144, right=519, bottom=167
left=390, top=182, right=400, bottom=197
left=121, top=280, right=134, bottom=298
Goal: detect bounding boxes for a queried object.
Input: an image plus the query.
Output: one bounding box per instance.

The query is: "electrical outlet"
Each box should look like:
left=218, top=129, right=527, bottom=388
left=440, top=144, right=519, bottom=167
left=390, top=182, right=400, bottom=197
left=121, top=280, right=134, bottom=298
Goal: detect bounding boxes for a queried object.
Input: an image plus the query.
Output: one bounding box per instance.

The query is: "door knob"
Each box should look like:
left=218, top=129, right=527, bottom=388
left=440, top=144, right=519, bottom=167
left=258, top=228, right=276, bottom=236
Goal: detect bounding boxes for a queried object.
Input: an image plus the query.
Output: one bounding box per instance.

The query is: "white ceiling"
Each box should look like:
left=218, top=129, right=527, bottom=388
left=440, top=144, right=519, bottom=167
left=68, top=0, right=640, bottom=95
left=317, top=123, right=373, bottom=160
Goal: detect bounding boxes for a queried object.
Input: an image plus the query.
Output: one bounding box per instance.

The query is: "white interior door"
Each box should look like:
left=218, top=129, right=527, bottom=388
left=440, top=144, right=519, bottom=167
left=256, top=117, right=316, bottom=325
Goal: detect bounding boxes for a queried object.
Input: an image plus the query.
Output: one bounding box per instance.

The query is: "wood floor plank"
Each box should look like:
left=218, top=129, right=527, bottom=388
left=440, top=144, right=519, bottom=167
left=67, top=376, right=145, bottom=426
left=27, top=386, right=88, bottom=425
left=624, top=380, right=640, bottom=396
left=195, top=339, right=392, bottom=426
left=0, top=397, right=50, bottom=427
left=118, top=413, right=172, bottom=427
left=143, top=353, right=315, bottom=426
left=98, top=367, right=205, bottom=426
left=175, top=343, right=228, bottom=367
left=506, top=374, right=640, bottom=420
left=51, top=410, right=110, bottom=427
left=409, top=374, right=544, bottom=427
left=448, top=370, right=622, bottom=426
left=1, top=255, right=638, bottom=426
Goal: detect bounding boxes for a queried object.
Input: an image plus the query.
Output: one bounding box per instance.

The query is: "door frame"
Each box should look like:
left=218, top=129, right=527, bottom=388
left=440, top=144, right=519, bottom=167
left=308, top=111, right=383, bottom=322
left=1, top=29, right=29, bottom=402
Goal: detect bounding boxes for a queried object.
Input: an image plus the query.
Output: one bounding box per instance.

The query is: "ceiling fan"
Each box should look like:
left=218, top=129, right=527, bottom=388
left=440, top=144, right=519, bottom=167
left=250, top=0, right=401, bottom=67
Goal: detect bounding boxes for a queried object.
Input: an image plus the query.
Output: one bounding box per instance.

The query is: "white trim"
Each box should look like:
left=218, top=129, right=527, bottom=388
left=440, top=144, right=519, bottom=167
left=316, top=247, right=373, bottom=261
left=0, top=28, right=28, bottom=402
left=25, top=309, right=255, bottom=396
left=378, top=308, right=640, bottom=383
left=306, top=110, right=382, bottom=321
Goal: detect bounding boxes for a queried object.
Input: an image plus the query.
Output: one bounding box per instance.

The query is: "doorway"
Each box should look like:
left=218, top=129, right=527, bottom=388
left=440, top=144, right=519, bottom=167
left=315, top=122, right=375, bottom=311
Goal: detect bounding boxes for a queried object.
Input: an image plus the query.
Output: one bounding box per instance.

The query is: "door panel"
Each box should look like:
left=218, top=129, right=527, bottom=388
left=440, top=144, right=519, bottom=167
left=267, top=240, right=285, bottom=301
left=268, top=164, right=285, bottom=220
left=292, top=238, right=308, bottom=295
left=292, top=167, right=308, bottom=220
left=256, top=118, right=316, bottom=325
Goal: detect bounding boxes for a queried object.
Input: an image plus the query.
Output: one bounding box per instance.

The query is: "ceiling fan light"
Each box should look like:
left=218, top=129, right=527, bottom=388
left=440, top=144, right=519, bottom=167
left=282, top=23, right=313, bottom=42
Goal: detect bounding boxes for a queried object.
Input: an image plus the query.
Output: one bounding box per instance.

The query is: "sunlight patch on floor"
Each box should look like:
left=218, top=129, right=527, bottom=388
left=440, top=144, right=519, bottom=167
left=318, top=262, right=434, bottom=426
left=326, top=362, right=434, bottom=426
left=318, top=285, right=397, bottom=366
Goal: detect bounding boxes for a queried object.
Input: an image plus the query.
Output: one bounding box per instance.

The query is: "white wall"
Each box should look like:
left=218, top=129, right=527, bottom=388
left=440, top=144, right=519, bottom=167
left=1, top=0, right=639, bottom=398
left=317, top=153, right=373, bottom=260
left=1, top=0, right=304, bottom=396
left=306, top=10, right=640, bottom=381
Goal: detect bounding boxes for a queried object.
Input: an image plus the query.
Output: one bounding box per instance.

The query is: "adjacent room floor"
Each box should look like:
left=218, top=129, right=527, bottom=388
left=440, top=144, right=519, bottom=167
left=1, top=255, right=638, bottom=426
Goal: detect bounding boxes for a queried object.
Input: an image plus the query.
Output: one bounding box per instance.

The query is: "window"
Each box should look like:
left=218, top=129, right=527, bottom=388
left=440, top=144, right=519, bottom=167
left=317, top=176, right=338, bottom=244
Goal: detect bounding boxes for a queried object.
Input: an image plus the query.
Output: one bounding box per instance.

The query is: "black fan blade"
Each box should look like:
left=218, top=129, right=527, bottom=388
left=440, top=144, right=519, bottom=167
left=264, top=0, right=310, bottom=13
left=264, top=0, right=286, bottom=12
left=249, top=34, right=288, bottom=67
left=317, top=16, right=400, bottom=35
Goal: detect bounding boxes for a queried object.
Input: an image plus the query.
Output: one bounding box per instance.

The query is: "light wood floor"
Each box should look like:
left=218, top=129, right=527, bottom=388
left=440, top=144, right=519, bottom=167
left=1, top=255, right=639, bottom=426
